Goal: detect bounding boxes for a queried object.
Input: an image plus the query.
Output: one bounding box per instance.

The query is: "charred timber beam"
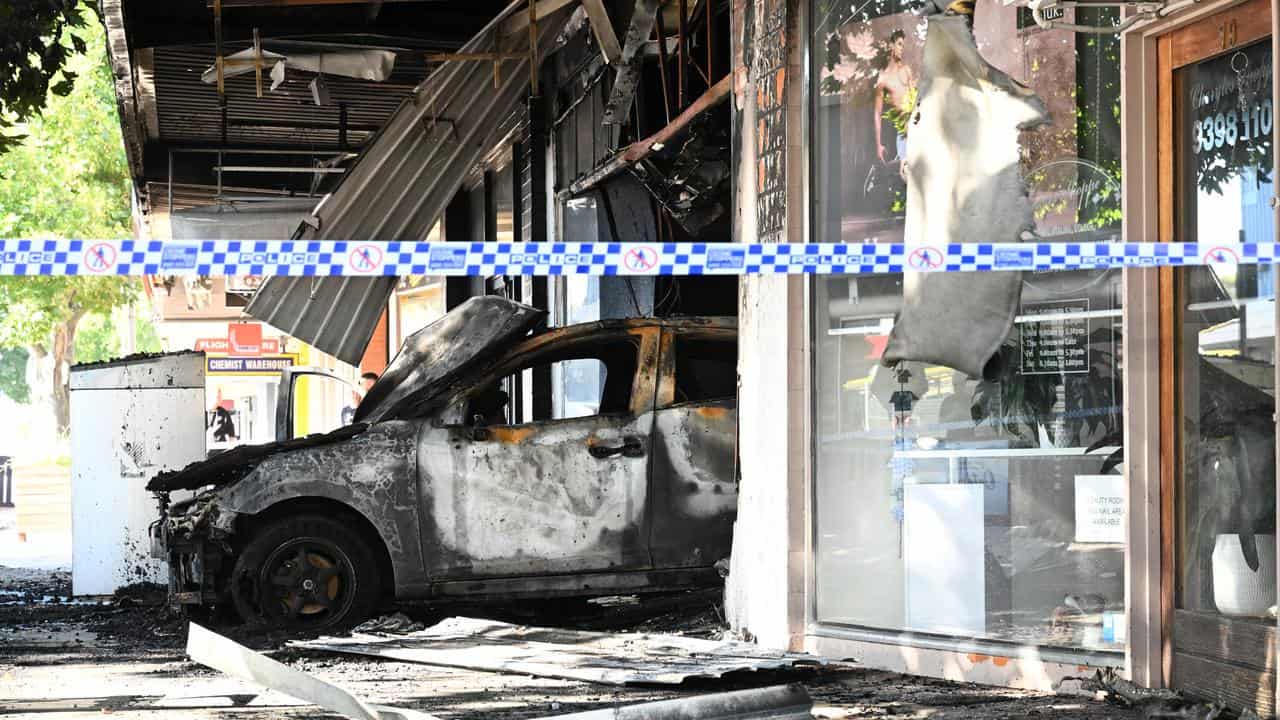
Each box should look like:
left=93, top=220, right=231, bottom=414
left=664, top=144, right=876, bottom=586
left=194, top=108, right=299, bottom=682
left=601, top=0, right=661, bottom=125
left=572, top=73, right=728, bottom=193
left=501, top=0, right=578, bottom=35
left=580, top=0, right=622, bottom=64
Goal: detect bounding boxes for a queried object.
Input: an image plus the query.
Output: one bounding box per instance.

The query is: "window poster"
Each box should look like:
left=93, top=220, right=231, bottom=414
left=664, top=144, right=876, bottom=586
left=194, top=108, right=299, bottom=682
left=811, top=1, right=1121, bottom=244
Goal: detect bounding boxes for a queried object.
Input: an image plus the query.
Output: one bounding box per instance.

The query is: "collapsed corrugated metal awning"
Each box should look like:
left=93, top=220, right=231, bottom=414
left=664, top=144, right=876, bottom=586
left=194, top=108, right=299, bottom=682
left=291, top=616, right=833, bottom=685
left=246, top=0, right=573, bottom=364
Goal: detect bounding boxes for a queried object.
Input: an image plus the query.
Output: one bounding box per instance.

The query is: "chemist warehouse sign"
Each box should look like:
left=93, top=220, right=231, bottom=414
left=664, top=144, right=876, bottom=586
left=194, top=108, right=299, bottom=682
left=206, top=355, right=296, bottom=376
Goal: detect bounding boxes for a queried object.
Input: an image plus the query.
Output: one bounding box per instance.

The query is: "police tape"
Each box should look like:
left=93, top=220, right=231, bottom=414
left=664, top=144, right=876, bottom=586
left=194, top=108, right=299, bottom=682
left=0, top=239, right=1272, bottom=276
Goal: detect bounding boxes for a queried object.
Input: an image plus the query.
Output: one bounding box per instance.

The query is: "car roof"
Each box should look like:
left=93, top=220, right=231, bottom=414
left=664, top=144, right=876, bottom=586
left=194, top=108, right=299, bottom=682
left=530, top=315, right=737, bottom=339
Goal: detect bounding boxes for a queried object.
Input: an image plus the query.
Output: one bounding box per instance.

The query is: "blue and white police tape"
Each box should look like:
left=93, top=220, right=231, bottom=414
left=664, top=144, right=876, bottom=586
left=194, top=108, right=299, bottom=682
left=0, top=239, right=1273, bottom=276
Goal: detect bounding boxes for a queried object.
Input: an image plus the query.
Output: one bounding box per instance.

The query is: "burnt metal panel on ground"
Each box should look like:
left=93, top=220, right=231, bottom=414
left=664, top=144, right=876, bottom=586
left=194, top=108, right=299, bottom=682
left=190, top=621, right=813, bottom=720
left=246, top=1, right=572, bottom=364
left=292, top=616, right=831, bottom=685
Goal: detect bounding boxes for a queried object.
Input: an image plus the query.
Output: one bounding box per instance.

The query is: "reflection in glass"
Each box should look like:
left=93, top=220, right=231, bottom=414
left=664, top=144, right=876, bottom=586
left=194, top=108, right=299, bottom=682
left=810, top=0, right=1128, bottom=652
left=1179, top=40, right=1274, bottom=247
left=1176, top=267, right=1277, bottom=622
left=813, top=270, right=1126, bottom=650
left=1175, top=40, right=1276, bottom=624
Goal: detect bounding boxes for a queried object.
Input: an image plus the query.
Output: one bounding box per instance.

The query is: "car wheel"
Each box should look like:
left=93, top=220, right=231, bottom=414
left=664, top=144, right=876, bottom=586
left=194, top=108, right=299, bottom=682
left=230, top=514, right=380, bottom=630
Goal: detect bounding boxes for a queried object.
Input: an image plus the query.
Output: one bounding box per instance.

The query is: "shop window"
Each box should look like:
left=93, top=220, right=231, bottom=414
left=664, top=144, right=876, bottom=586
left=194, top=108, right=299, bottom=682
left=813, top=270, right=1125, bottom=650
left=810, top=0, right=1126, bottom=653
left=673, top=338, right=737, bottom=404
left=812, top=1, right=1121, bottom=245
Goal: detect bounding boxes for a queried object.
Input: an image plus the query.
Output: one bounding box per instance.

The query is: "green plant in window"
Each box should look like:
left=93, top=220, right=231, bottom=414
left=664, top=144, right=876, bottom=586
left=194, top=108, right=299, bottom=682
left=970, top=342, right=1060, bottom=447
left=971, top=326, right=1121, bottom=449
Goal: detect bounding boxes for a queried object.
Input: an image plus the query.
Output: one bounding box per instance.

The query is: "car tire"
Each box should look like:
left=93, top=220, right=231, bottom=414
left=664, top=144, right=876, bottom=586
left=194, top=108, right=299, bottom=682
left=230, top=513, right=381, bottom=630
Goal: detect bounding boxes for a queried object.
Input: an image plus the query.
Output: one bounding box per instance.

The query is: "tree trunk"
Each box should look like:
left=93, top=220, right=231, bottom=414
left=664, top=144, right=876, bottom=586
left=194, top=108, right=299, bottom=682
left=51, top=311, right=86, bottom=437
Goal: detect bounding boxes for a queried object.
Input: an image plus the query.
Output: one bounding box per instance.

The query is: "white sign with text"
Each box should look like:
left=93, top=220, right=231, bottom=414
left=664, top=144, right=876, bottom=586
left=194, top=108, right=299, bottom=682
left=1075, top=474, right=1125, bottom=543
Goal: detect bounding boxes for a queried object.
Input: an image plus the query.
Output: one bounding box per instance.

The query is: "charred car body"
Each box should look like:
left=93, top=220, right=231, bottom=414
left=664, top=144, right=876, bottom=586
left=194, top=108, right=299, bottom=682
left=149, top=297, right=738, bottom=628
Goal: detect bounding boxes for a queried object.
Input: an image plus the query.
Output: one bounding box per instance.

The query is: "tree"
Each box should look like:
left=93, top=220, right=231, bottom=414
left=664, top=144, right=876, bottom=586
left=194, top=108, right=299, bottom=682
left=0, top=16, right=132, bottom=239
left=76, top=307, right=163, bottom=364
left=0, top=16, right=140, bottom=435
left=0, top=278, right=139, bottom=433
left=0, top=347, right=30, bottom=403
left=0, top=1, right=97, bottom=155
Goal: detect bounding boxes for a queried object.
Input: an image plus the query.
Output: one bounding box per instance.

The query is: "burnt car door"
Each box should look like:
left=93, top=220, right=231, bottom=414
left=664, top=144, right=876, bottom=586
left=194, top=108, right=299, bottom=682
left=648, top=325, right=738, bottom=568
left=416, top=326, right=660, bottom=579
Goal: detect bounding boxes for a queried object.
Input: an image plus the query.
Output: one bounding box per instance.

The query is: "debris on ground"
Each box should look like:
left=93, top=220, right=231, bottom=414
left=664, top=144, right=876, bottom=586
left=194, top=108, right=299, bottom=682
left=188, top=622, right=441, bottom=720
left=0, top=565, right=71, bottom=603
left=1082, top=669, right=1234, bottom=720
left=112, top=581, right=168, bottom=608
left=550, top=684, right=812, bottom=720
left=194, top=620, right=814, bottom=720
left=0, top=564, right=186, bottom=654
left=353, top=612, right=428, bottom=635
left=2, top=567, right=1147, bottom=719
left=294, top=616, right=834, bottom=686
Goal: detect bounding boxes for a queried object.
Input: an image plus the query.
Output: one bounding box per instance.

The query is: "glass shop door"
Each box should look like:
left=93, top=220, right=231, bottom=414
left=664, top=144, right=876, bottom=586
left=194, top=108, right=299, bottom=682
left=1158, top=1, right=1277, bottom=713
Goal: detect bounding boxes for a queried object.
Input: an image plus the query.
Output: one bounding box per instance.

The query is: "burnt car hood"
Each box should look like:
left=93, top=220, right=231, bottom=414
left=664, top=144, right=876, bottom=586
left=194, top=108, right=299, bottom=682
left=147, top=423, right=369, bottom=492
left=355, top=295, right=546, bottom=424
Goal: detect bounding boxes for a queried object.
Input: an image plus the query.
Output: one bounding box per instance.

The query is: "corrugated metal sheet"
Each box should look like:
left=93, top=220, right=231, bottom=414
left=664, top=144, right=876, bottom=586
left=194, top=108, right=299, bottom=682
left=247, top=1, right=573, bottom=364
left=152, top=47, right=423, bottom=149
left=291, top=617, right=832, bottom=686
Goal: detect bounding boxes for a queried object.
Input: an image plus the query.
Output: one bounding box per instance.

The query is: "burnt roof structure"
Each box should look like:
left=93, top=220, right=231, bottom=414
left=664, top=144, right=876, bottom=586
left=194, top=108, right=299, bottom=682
left=103, top=0, right=510, bottom=230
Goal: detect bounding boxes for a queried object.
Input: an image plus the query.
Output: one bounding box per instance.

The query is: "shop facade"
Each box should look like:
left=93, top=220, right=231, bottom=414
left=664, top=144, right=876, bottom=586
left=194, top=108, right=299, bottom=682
left=728, top=0, right=1279, bottom=713
left=145, top=277, right=365, bottom=447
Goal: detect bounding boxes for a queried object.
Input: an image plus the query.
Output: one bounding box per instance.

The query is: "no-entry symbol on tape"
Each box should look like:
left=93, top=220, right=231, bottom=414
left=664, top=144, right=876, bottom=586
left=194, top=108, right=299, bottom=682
left=83, top=243, right=117, bottom=273
left=908, top=246, right=944, bottom=271
left=348, top=244, right=383, bottom=273
left=624, top=246, right=658, bottom=272
left=1204, top=246, right=1240, bottom=265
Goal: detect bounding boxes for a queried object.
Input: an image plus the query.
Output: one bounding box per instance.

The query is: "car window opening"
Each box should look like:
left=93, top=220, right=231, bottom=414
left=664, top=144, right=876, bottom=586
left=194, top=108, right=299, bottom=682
left=465, top=338, right=640, bottom=425
left=673, top=338, right=737, bottom=405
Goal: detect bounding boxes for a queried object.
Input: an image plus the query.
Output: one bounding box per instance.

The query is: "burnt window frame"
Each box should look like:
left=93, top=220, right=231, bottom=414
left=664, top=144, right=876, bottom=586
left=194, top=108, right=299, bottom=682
left=446, top=327, right=659, bottom=428
left=656, top=326, right=738, bottom=410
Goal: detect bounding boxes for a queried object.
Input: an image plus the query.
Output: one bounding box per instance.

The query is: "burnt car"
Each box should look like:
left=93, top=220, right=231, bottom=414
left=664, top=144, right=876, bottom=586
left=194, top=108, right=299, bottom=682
left=149, top=296, right=738, bottom=628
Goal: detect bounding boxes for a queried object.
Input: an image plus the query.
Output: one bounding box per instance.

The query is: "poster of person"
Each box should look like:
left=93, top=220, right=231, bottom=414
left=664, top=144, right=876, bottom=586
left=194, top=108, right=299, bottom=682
left=811, top=0, right=1123, bottom=244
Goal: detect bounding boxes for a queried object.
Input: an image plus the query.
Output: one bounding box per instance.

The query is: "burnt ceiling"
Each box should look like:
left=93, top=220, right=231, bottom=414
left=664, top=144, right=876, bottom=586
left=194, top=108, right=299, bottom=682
left=113, top=0, right=512, bottom=219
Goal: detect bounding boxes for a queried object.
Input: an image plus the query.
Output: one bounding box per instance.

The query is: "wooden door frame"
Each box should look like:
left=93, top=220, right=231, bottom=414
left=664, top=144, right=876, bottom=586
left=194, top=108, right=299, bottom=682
left=1121, top=0, right=1278, bottom=695
left=1148, top=0, right=1275, bottom=705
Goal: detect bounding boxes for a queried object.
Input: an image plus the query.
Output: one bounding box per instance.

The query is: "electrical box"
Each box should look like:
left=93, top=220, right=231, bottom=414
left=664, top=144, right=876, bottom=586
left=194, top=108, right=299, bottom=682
left=69, top=352, right=206, bottom=596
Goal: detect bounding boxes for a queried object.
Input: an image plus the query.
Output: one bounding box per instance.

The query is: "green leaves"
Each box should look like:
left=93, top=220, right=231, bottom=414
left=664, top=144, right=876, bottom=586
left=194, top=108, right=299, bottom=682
left=0, top=16, right=131, bottom=241
left=0, top=15, right=138, bottom=358
left=0, top=347, right=30, bottom=403
left=0, top=1, right=96, bottom=155
left=0, top=276, right=139, bottom=353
